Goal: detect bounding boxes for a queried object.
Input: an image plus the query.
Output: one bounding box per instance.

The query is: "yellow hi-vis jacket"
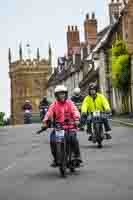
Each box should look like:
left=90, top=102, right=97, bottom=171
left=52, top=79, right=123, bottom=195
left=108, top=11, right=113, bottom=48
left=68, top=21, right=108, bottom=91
left=81, top=93, right=111, bottom=113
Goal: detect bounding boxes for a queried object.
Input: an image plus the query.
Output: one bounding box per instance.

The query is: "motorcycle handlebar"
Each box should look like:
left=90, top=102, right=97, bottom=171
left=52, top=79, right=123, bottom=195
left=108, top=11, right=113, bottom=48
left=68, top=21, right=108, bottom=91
left=36, top=120, right=79, bottom=134
left=36, top=126, right=47, bottom=134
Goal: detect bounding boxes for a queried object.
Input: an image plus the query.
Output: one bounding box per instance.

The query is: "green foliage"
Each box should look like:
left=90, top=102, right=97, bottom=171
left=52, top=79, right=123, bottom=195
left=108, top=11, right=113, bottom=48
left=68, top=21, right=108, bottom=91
left=111, top=40, right=130, bottom=92
left=0, top=112, right=5, bottom=126
left=112, top=40, right=128, bottom=57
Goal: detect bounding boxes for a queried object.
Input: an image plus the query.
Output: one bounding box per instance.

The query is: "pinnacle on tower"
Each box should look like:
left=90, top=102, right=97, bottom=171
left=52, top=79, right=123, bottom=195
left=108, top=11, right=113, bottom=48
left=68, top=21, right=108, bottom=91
left=26, top=43, right=31, bottom=59
left=48, top=42, right=52, bottom=66
left=8, top=48, right=11, bottom=64
left=37, top=48, right=40, bottom=60
left=19, top=43, right=23, bottom=60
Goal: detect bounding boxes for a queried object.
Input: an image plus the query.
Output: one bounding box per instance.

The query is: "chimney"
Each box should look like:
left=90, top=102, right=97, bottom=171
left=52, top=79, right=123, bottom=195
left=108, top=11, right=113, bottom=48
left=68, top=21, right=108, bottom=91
left=67, top=25, right=80, bottom=56
left=109, top=0, right=122, bottom=24
left=84, top=12, right=97, bottom=48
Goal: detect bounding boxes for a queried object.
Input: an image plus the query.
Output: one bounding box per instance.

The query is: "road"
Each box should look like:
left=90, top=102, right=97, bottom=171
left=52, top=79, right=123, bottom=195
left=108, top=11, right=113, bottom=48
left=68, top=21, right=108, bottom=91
left=0, top=123, right=132, bottom=200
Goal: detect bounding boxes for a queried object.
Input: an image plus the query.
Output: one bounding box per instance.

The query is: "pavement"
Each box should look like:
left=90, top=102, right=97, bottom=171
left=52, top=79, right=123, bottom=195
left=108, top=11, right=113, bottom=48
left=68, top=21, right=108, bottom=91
left=112, top=115, right=133, bottom=127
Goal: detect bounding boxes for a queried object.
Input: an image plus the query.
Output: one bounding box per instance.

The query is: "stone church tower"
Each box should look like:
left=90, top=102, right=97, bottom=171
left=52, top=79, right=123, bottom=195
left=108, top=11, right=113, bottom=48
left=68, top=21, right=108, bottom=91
left=9, top=44, right=52, bottom=125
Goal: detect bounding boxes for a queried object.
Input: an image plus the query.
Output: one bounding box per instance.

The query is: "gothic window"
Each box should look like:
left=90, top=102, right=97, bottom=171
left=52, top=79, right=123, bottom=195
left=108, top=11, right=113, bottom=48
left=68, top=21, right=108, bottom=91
left=33, top=79, right=41, bottom=96
left=15, top=80, right=24, bottom=97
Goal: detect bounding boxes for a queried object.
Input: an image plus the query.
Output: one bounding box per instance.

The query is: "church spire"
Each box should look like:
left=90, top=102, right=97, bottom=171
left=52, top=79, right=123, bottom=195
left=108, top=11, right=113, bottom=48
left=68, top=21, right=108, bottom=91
left=48, top=42, right=52, bottom=66
left=37, top=48, right=40, bottom=60
left=8, top=48, right=11, bottom=64
left=19, top=43, right=23, bottom=60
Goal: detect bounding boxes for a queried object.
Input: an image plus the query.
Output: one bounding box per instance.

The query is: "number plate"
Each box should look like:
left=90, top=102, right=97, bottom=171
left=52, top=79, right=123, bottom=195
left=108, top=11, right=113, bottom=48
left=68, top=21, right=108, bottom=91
left=93, top=111, right=100, bottom=117
left=55, top=130, right=65, bottom=138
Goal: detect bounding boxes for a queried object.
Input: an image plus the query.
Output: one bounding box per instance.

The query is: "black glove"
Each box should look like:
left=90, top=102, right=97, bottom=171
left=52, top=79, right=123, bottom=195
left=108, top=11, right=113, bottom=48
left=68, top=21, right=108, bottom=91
left=47, top=119, right=52, bottom=128
left=80, top=113, right=87, bottom=125
left=105, top=110, right=112, bottom=116
left=36, top=125, right=47, bottom=134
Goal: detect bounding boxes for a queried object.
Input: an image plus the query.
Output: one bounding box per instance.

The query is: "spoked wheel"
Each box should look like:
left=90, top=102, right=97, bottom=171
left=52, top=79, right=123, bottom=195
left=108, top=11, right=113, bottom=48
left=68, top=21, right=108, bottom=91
left=57, top=142, right=67, bottom=178
left=59, top=165, right=67, bottom=178
left=97, top=140, right=103, bottom=148
left=94, top=124, right=103, bottom=148
left=69, top=167, right=75, bottom=173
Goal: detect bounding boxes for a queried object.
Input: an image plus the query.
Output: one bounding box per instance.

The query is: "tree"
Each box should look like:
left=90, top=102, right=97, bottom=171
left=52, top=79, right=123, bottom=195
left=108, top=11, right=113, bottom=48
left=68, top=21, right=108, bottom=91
left=112, top=40, right=130, bottom=91
left=111, top=40, right=130, bottom=112
left=0, top=112, right=5, bottom=126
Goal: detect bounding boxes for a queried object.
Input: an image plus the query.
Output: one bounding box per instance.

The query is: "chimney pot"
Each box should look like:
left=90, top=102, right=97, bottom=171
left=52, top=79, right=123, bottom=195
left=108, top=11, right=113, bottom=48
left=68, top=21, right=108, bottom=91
left=75, top=25, right=78, bottom=31
left=92, top=12, right=95, bottom=19
left=86, top=13, right=89, bottom=20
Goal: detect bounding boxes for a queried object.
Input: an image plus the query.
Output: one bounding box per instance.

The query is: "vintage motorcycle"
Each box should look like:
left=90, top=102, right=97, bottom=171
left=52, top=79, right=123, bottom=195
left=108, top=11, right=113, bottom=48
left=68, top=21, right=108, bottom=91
left=87, top=111, right=111, bottom=148
left=37, top=121, right=81, bottom=178
left=24, top=110, right=32, bottom=124
left=39, top=106, right=49, bottom=121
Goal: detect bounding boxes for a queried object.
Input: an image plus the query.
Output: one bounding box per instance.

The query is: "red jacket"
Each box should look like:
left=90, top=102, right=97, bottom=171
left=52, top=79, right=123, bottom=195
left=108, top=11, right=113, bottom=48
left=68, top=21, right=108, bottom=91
left=43, top=99, right=80, bottom=129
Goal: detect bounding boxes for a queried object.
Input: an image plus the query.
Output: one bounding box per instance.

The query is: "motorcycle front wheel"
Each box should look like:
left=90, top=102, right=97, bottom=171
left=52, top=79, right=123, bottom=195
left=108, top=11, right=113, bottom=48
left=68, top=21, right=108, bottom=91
left=56, top=141, right=67, bottom=178
left=94, top=123, right=103, bottom=148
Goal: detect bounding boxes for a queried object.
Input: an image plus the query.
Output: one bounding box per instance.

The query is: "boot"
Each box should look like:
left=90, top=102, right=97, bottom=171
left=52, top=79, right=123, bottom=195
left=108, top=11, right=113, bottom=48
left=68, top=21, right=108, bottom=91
left=50, top=160, right=58, bottom=167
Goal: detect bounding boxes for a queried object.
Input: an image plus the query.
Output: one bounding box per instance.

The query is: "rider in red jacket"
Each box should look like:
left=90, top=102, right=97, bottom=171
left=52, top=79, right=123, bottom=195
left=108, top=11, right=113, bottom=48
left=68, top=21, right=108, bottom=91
left=43, top=85, right=82, bottom=167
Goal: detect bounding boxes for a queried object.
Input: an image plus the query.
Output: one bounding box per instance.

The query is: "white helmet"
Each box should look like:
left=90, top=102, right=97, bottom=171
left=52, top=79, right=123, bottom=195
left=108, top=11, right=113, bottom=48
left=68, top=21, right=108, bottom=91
left=73, top=87, right=81, bottom=95
left=54, top=85, right=68, bottom=94
left=25, top=100, right=30, bottom=103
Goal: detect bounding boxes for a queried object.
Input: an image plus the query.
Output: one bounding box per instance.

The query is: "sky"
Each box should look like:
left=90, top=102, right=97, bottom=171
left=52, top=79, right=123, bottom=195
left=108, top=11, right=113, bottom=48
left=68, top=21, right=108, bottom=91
left=0, top=0, right=110, bottom=118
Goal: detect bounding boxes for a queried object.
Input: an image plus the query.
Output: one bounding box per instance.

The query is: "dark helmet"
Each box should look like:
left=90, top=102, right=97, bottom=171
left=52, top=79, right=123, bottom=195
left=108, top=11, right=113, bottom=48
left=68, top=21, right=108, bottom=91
left=88, top=82, right=97, bottom=95
left=42, top=96, right=47, bottom=101
left=88, top=82, right=97, bottom=90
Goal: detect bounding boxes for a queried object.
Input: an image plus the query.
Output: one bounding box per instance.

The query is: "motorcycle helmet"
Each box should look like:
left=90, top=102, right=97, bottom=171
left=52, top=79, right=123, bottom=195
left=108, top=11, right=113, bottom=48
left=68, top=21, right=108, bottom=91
left=54, top=85, right=68, bottom=99
left=73, top=87, right=81, bottom=95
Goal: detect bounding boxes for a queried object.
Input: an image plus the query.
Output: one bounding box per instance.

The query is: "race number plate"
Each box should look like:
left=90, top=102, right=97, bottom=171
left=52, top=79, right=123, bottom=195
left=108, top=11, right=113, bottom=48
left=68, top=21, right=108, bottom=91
left=55, top=130, right=65, bottom=138
left=93, top=111, right=100, bottom=117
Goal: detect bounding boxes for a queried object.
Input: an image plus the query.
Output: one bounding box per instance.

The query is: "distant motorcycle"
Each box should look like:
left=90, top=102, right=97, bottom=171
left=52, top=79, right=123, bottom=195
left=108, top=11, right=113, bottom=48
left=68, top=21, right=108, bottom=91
left=24, top=110, right=32, bottom=124
left=39, top=106, right=49, bottom=121
left=37, top=121, right=81, bottom=178
left=87, top=111, right=111, bottom=148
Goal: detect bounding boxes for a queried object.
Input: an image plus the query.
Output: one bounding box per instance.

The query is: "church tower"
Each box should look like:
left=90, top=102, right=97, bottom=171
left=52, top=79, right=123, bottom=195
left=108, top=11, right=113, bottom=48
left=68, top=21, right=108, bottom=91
left=9, top=44, right=52, bottom=125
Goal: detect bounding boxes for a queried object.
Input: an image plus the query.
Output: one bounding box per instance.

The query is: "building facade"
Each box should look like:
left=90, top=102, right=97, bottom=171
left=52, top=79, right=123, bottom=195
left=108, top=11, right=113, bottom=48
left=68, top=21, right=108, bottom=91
left=47, top=0, right=133, bottom=114
left=9, top=44, right=52, bottom=125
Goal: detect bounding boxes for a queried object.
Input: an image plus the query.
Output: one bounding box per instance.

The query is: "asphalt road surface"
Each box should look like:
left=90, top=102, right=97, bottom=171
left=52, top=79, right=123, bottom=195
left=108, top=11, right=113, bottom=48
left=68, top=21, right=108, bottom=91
left=0, top=123, right=132, bottom=200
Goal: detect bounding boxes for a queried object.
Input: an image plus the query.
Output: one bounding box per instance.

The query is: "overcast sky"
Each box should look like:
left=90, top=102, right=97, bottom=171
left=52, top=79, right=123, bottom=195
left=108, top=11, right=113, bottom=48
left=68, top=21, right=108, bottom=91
left=0, top=0, right=110, bottom=117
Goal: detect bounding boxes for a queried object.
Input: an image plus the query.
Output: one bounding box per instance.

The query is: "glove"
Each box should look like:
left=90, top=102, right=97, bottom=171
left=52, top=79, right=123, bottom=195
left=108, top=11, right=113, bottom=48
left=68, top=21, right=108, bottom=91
left=105, top=110, right=112, bottom=116
left=80, top=113, right=87, bottom=125
left=36, top=124, right=47, bottom=135
left=41, top=123, right=48, bottom=130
